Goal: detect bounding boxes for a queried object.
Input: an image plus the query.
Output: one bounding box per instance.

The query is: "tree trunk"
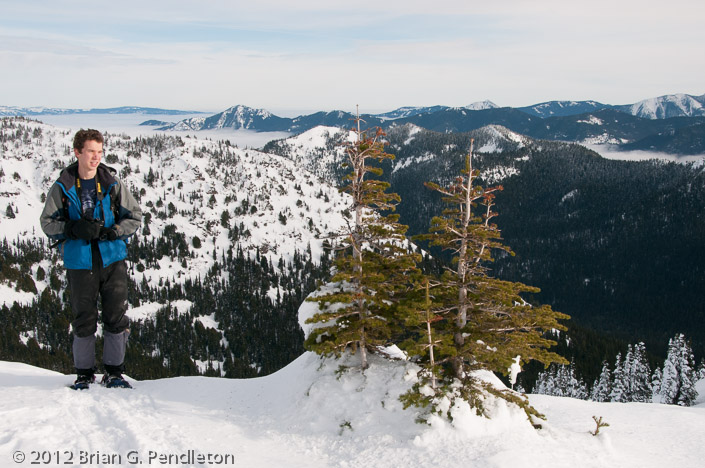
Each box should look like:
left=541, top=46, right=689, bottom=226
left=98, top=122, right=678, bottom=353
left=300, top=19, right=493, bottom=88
left=453, top=140, right=474, bottom=378
left=425, top=280, right=437, bottom=389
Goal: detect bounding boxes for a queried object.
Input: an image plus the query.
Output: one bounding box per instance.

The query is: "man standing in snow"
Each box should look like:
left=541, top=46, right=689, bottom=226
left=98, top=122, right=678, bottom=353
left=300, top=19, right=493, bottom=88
left=40, top=129, right=142, bottom=389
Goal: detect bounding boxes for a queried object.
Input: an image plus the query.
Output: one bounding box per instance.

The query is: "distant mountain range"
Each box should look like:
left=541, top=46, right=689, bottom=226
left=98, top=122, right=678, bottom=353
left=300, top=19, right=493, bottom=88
left=518, top=94, right=705, bottom=119
left=151, top=93, right=705, bottom=155
left=4, top=93, right=703, bottom=120
left=517, top=100, right=608, bottom=118
left=0, top=106, right=203, bottom=116
left=3, top=93, right=704, bottom=154
left=153, top=92, right=705, bottom=130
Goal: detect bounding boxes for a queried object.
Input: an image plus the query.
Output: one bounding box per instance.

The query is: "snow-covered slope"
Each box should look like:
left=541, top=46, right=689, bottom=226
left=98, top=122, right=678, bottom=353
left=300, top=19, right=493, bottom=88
left=262, top=126, right=353, bottom=181
left=0, top=119, right=348, bottom=285
left=518, top=100, right=608, bottom=118
left=1, top=116, right=353, bottom=376
left=264, top=124, right=531, bottom=189
left=1, top=355, right=703, bottom=468
left=620, top=93, right=705, bottom=119
left=473, top=124, right=528, bottom=153
left=465, top=100, right=499, bottom=111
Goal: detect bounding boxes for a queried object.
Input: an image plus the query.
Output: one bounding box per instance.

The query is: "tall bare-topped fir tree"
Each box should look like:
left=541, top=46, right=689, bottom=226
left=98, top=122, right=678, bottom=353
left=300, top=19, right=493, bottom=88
left=305, top=114, right=421, bottom=369
left=407, top=140, right=568, bottom=417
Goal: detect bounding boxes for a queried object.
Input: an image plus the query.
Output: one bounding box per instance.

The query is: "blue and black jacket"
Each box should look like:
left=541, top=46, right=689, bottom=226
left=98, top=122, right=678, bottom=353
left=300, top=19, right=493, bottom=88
left=40, top=162, right=142, bottom=270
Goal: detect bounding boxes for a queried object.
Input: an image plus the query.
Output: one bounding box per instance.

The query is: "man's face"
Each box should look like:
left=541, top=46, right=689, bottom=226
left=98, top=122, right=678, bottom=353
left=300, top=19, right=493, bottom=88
left=74, top=139, right=103, bottom=176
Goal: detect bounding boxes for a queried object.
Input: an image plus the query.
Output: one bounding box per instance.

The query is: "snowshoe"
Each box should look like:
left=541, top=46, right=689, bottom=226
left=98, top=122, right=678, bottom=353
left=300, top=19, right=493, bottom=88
left=69, top=373, right=96, bottom=390
left=101, top=373, right=133, bottom=389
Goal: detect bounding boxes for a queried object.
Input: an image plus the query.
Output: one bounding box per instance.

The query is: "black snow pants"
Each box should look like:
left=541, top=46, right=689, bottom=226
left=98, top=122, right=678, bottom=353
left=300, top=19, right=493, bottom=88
left=66, top=246, right=129, bottom=372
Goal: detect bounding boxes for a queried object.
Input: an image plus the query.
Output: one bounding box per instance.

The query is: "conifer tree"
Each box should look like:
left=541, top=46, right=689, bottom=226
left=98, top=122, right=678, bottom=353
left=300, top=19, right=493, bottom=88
left=609, top=353, right=626, bottom=402
left=590, top=360, right=612, bottom=402
left=566, top=361, right=589, bottom=400
left=626, top=342, right=652, bottom=403
left=416, top=140, right=568, bottom=382
left=400, top=141, right=568, bottom=420
left=305, top=117, right=420, bottom=370
left=610, top=343, right=651, bottom=403
left=658, top=333, right=698, bottom=406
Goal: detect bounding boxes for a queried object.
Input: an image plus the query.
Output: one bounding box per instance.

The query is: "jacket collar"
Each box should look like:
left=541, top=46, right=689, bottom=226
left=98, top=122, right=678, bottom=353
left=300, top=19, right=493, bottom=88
left=58, top=162, right=117, bottom=189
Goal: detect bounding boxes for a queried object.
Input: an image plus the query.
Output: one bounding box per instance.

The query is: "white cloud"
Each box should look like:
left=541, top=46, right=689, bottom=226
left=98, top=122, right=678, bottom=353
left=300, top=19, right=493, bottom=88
left=1, top=0, right=704, bottom=110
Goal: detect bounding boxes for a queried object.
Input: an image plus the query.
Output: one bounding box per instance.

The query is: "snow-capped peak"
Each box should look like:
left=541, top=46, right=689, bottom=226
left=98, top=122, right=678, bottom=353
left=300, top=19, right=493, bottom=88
left=159, top=105, right=284, bottom=131
left=221, top=104, right=274, bottom=120
left=626, top=93, right=705, bottom=119
left=465, top=100, right=499, bottom=111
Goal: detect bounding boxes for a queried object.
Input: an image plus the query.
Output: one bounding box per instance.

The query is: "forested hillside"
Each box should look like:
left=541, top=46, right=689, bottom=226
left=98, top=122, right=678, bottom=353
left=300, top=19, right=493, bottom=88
left=266, top=123, right=705, bottom=386
left=387, top=128, right=705, bottom=363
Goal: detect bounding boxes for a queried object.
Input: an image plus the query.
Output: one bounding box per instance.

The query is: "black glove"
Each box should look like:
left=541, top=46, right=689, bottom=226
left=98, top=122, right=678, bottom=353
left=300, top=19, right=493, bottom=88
left=99, top=226, right=119, bottom=241
left=65, top=219, right=102, bottom=241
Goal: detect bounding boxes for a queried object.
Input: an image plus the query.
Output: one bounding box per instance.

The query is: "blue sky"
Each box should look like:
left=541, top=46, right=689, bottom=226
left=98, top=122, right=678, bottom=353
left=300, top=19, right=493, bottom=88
left=1, top=0, right=704, bottom=115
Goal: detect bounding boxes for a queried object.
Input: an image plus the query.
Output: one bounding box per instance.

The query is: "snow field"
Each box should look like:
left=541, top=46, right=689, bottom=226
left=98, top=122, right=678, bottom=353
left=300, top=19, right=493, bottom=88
left=1, top=355, right=703, bottom=468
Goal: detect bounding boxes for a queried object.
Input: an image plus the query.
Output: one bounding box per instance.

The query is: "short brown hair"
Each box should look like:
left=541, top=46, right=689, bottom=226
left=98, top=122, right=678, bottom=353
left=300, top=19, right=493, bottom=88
left=73, top=129, right=104, bottom=152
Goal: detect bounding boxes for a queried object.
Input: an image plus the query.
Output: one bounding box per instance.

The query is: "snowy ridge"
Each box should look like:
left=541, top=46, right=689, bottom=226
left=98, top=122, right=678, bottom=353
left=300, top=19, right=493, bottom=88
left=262, top=126, right=354, bottom=181
left=0, top=106, right=80, bottom=116
left=166, top=116, right=207, bottom=131
left=624, top=93, right=705, bottom=119
left=577, top=115, right=605, bottom=125
left=465, top=100, right=499, bottom=111
left=264, top=124, right=530, bottom=183
left=276, top=125, right=351, bottom=153
left=519, top=100, right=607, bottom=118
left=0, top=355, right=703, bottom=468
left=474, top=124, right=527, bottom=153
left=159, top=105, right=285, bottom=131
left=375, top=106, right=450, bottom=120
